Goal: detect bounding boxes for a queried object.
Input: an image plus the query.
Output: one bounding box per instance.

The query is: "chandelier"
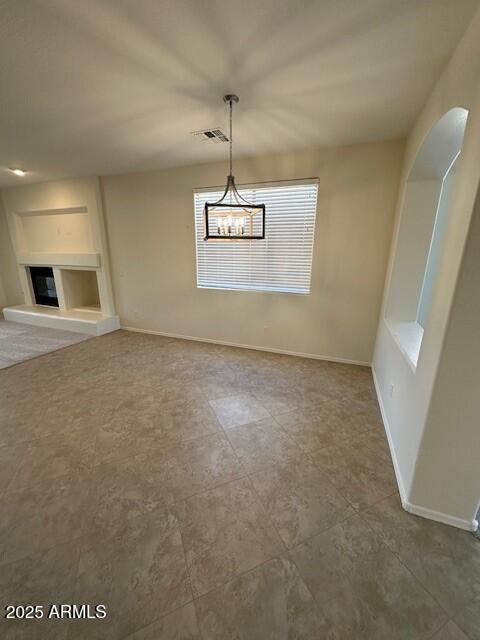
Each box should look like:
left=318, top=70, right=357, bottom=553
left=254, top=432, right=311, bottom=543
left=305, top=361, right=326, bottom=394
left=204, top=95, right=265, bottom=240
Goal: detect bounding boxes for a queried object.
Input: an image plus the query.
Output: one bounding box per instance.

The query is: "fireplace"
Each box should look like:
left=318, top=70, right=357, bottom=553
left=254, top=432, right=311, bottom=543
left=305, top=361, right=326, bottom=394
left=29, top=267, right=59, bottom=307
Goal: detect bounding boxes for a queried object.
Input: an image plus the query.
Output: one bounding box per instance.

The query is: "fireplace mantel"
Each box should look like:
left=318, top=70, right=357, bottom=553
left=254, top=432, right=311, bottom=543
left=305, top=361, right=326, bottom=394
left=17, top=252, right=101, bottom=268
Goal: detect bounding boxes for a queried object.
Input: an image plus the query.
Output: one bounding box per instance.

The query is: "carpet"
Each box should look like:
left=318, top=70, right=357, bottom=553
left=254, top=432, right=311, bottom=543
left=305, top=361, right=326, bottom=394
left=0, top=319, right=91, bottom=369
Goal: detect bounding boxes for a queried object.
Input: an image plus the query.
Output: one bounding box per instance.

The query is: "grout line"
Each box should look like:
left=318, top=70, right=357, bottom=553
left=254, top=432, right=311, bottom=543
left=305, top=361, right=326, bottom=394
left=356, top=504, right=454, bottom=620
left=189, top=546, right=293, bottom=604
left=172, top=470, right=251, bottom=507
left=192, top=600, right=207, bottom=640
left=117, top=597, right=197, bottom=640
left=187, top=504, right=370, bottom=609
left=4, top=330, right=454, bottom=637
left=246, top=464, right=358, bottom=552
left=216, top=407, right=397, bottom=554
left=242, top=473, right=289, bottom=554
left=174, top=508, right=196, bottom=623
left=425, top=619, right=458, bottom=640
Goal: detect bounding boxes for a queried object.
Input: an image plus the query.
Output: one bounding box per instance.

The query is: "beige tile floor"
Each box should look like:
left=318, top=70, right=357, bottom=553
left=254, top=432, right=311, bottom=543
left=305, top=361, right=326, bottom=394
left=0, top=330, right=479, bottom=639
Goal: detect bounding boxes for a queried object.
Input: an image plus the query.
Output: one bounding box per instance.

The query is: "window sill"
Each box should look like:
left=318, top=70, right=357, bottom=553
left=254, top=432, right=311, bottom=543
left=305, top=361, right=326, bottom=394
left=197, top=285, right=310, bottom=295
left=385, top=319, right=424, bottom=371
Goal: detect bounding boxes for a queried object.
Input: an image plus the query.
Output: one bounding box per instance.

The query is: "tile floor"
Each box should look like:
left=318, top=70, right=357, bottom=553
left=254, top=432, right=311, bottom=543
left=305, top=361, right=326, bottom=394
left=0, top=330, right=479, bottom=639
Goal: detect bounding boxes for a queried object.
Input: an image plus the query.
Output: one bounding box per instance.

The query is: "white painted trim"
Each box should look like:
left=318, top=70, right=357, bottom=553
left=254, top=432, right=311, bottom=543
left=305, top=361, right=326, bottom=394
left=371, top=365, right=409, bottom=507
left=94, top=315, right=121, bottom=336
left=17, top=252, right=101, bottom=268
left=121, top=325, right=371, bottom=367
left=52, top=267, right=66, bottom=310
left=384, top=318, right=423, bottom=372
left=372, top=365, right=479, bottom=533
left=402, top=501, right=478, bottom=532
left=15, top=205, right=88, bottom=217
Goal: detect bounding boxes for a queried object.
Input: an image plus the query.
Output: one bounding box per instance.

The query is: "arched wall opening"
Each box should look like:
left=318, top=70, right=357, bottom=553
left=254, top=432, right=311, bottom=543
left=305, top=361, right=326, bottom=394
left=385, top=107, right=469, bottom=368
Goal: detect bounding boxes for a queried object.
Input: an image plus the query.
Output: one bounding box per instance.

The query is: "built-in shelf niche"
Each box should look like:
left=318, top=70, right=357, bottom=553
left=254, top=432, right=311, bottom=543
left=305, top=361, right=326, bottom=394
left=60, top=269, right=100, bottom=312
left=17, top=205, right=94, bottom=254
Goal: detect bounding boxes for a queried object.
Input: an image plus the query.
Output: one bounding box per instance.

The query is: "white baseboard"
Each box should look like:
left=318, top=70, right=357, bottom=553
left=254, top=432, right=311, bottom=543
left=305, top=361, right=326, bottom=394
left=120, top=325, right=371, bottom=367
left=403, top=501, right=478, bottom=532
left=372, top=365, right=478, bottom=533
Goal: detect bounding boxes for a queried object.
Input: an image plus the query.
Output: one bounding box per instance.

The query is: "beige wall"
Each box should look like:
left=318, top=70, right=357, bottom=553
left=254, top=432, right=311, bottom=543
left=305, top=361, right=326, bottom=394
left=0, top=199, right=23, bottom=310
left=0, top=268, right=7, bottom=310
left=411, top=182, right=480, bottom=523
left=386, top=179, right=443, bottom=321
left=101, top=141, right=403, bottom=364
left=373, top=8, right=480, bottom=527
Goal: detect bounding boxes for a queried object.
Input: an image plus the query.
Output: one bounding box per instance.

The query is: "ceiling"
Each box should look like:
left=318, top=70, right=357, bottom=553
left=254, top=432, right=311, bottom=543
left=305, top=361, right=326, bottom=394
left=0, top=0, right=478, bottom=187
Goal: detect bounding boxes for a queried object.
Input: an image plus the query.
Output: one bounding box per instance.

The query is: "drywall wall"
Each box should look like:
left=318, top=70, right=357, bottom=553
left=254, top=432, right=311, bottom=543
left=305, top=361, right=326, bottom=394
left=410, top=182, right=480, bottom=525
left=0, top=199, right=23, bottom=310
left=0, top=141, right=402, bottom=361
left=21, top=210, right=94, bottom=254
left=0, top=269, right=7, bottom=310
left=101, top=140, right=403, bottom=363
left=386, top=180, right=442, bottom=322
left=416, top=158, right=459, bottom=329
left=373, top=8, right=480, bottom=527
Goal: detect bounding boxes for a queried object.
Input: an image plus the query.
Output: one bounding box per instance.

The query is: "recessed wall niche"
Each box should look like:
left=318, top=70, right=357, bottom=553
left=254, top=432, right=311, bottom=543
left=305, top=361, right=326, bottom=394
left=60, top=269, right=100, bottom=311
left=385, top=107, right=468, bottom=367
left=20, top=207, right=94, bottom=254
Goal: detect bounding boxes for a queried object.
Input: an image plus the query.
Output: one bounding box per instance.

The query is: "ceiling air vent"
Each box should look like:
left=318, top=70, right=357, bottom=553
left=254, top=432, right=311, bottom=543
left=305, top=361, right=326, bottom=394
left=191, top=128, right=229, bottom=143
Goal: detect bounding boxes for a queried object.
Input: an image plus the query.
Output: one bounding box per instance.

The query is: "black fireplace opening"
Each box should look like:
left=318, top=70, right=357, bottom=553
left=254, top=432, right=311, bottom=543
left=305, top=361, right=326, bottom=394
left=29, top=267, right=59, bottom=307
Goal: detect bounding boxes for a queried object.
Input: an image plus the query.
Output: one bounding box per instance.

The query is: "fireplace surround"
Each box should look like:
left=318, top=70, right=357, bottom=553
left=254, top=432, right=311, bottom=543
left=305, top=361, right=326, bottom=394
left=2, top=176, right=120, bottom=335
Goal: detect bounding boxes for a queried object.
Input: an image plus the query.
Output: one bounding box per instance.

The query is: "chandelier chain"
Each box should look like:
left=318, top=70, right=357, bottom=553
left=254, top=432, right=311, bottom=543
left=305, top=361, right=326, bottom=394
left=229, top=99, right=233, bottom=176
left=204, top=94, right=265, bottom=239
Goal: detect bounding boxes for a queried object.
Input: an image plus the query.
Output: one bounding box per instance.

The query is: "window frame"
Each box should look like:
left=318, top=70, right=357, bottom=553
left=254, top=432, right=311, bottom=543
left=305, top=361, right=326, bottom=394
left=193, top=178, right=319, bottom=295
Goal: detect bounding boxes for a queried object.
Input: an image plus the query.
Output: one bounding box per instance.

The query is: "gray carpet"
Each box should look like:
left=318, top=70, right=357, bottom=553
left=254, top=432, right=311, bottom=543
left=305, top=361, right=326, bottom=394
left=0, top=319, right=91, bottom=369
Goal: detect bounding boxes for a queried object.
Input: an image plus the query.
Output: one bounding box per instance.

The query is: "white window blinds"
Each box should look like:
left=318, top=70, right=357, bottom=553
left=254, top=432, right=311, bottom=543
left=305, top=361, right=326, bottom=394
left=194, top=180, right=318, bottom=294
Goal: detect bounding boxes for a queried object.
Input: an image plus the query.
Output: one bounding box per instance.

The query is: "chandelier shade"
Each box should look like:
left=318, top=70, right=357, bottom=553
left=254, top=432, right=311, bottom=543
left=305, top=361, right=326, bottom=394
left=204, top=176, right=265, bottom=240
left=204, top=95, right=266, bottom=241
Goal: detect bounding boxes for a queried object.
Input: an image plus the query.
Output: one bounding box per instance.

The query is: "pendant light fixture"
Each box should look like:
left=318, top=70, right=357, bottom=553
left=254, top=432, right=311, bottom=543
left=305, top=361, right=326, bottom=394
left=204, top=95, right=265, bottom=240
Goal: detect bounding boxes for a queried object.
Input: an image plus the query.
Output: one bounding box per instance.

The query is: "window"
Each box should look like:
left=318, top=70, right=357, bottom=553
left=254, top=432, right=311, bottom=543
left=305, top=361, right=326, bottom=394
left=194, top=180, right=318, bottom=294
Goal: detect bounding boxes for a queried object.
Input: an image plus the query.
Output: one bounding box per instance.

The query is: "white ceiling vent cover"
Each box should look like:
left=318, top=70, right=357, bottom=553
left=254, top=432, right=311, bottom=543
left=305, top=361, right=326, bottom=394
left=191, top=128, right=229, bottom=143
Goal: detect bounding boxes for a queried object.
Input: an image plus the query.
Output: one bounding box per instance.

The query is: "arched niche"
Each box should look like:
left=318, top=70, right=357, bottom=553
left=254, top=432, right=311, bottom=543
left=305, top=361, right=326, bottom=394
left=385, top=107, right=469, bottom=367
